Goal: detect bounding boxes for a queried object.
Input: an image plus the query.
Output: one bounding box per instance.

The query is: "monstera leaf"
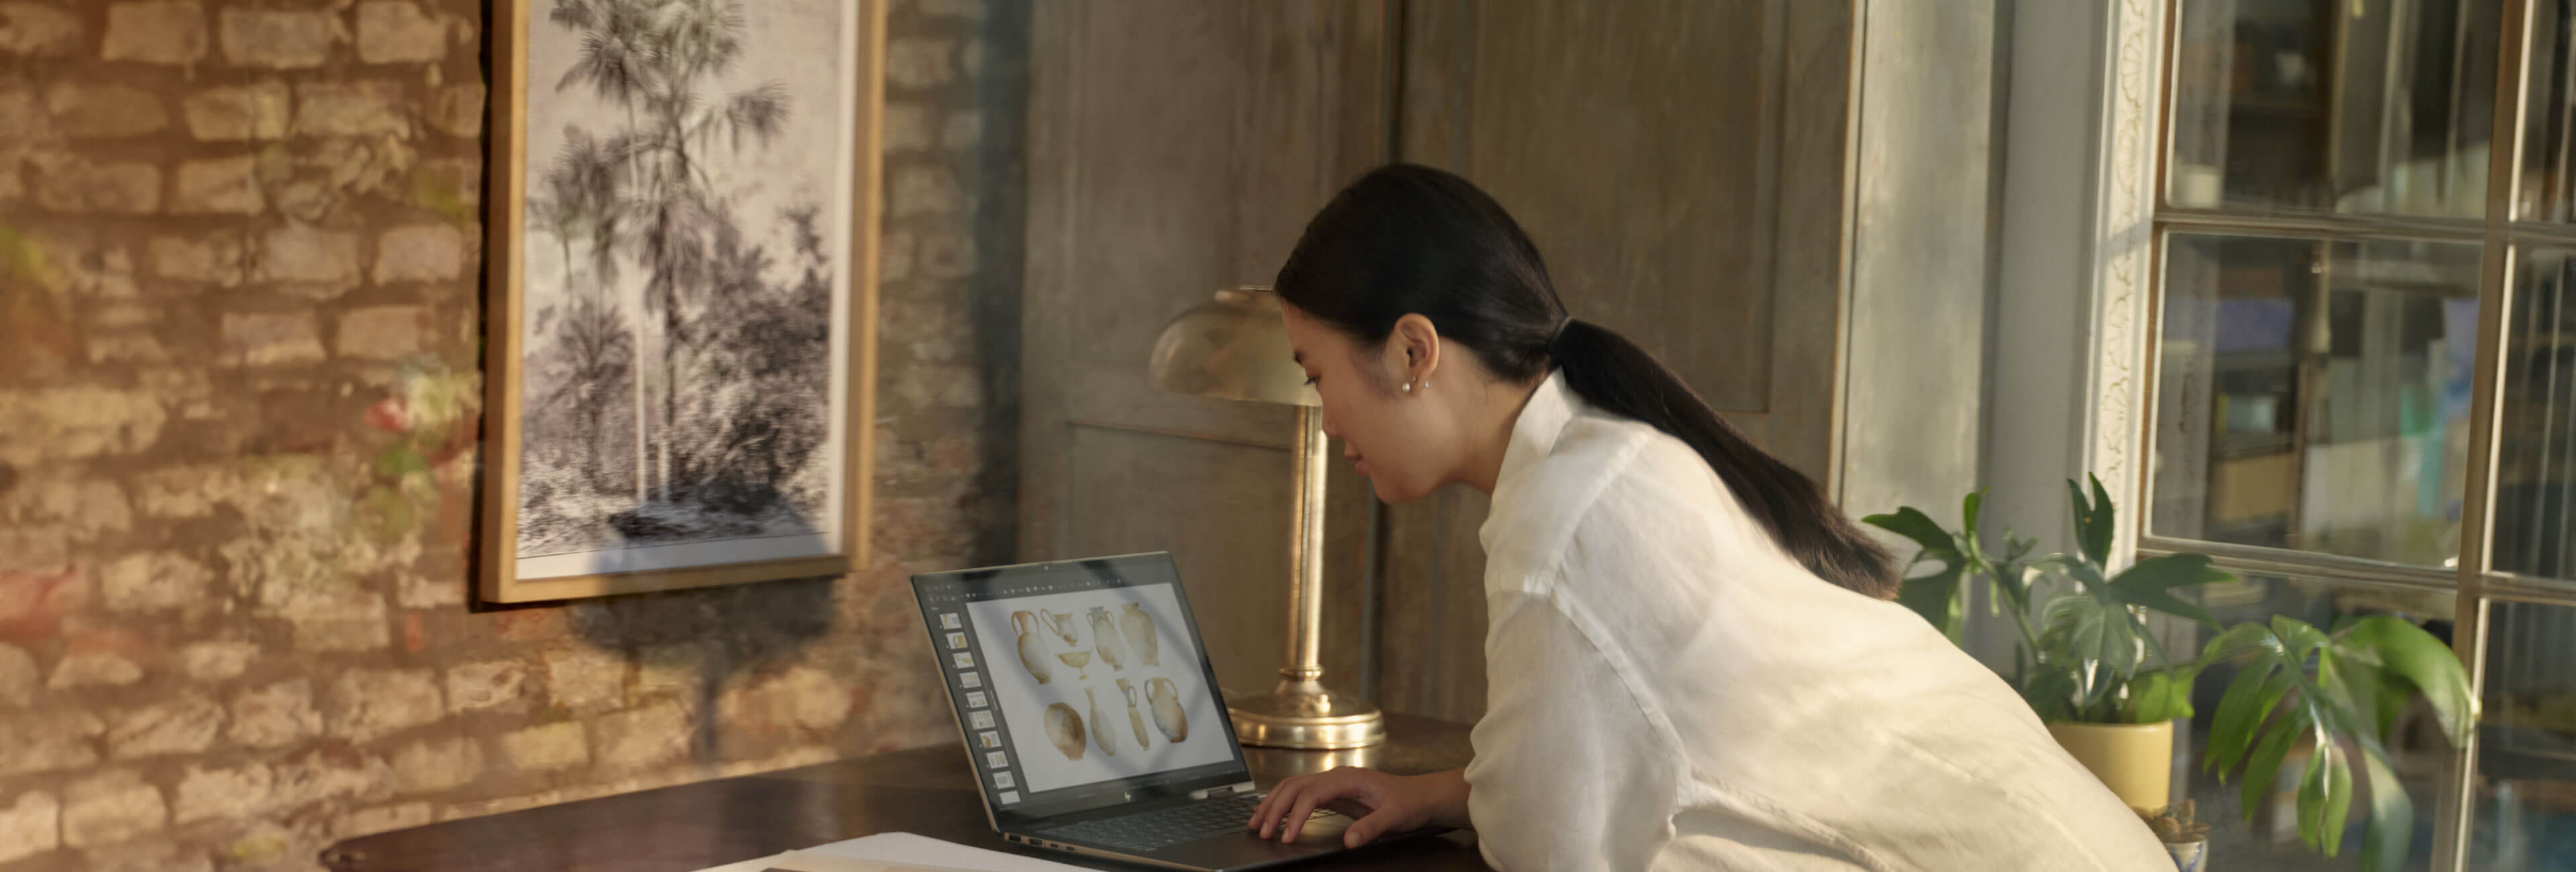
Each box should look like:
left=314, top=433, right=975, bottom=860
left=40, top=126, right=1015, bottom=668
left=2200, top=616, right=2475, bottom=871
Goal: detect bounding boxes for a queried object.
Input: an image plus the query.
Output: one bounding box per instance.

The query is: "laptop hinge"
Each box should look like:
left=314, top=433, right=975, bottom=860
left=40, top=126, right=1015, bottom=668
left=1189, top=781, right=1256, bottom=800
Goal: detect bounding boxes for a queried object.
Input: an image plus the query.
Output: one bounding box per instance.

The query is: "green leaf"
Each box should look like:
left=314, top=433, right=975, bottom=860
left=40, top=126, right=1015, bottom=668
left=2239, top=720, right=2299, bottom=822
left=2128, top=667, right=2198, bottom=722
left=2105, top=553, right=2229, bottom=626
left=2337, top=616, right=2475, bottom=743
left=2069, top=475, right=2114, bottom=567
left=2313, top=743, right=2355, bottom=856
left=2208, top=651, right=2292, bottom=774
left=1962, top=490, right=1984, bottom=537
left=1862, top=507, right=1961, bottom=559
left=1895, top=563, right=1966, bottom=642
left=2355, top=747, right=2414, bottom=872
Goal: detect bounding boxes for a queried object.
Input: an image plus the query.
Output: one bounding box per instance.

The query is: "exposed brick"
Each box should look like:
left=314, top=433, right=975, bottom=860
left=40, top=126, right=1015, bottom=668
left=327, top=667, right=443, bottom=744
left=221, top=311, right=326, bottom=366
left=46, top=83, right=169, bottom=138
left=594, top=702, right=690, bottom=768
left=259, top=224, right=361, bottom=285
left=297, top=80, right=410, bottom=138
left=172, top=762, right=272, bottom=824
left=171, top=155, right=265, bottom=215
left=390, top=735, right=482, bottom=794
left=107, top=694, right=223, bottom=759
left=444, top=659, right=529, bottom=714
left=61, top=769, right=165, bottom=848
left=917, top=0, right=988, bottom=21
left=103, top=1, right=209, bottom=64
left=36, top=160, right=160, bottom=214
left=356, top=1, right=444, bottom=64
left=335, top=802, right=430, bottom=838
left=718, top=665, right=847, bottom=733
left=543, top=646, right=625, bottom=712
left=917, top=229, right=974, bottom=280
left=374, top=223, right=461, bottom=283
left=183, top=80, right=291, bottom=140
left=220, top=7, right=333, bottom=69
left=0, top=790, right=57, bottom=864
left=0, top=709, right=103, bottom=775
left=100, top=551, right=213, bottom=612
left=0, top=387, right=166, bottom=466
left=231, top=679, right=321, bottom=749
left=335, top=305, right=430, bottom=360
left=0, top=2, right=80, bottom=57
left=272, top=747, right=392, bottom=811
left=0, top=84, right=45, bottom=140
left=943, top=110, right=981, bottom=149
left=288, top=592, right=390, bottom=651
left=885, top=37, right=954, bottom=89
left=48, top=650, right=144, bottom=689
left=499, top=721, right=587, bottom=772
left=80, top=839, right=207, bottom=872
left=429, top=83, right=482, bottom=137
left=150, top=233, right=246, bottom=286
left=883, top=103, right=932, bottom=152
left=633, top=641, right=707, bottom=700
left=0, top=643, right=35, bottom=707
left=891, top=166, right=962, bottom=217
left=178, top=640, right=258, bottom=680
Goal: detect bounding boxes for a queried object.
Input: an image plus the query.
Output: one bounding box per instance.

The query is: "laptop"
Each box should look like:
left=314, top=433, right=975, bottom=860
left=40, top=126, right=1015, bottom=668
left=910, top=551, right=1434, bottom=870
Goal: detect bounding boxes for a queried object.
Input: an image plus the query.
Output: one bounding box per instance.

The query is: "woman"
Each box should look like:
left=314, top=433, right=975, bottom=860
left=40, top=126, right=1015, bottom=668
left=1242, top=165, right=2167, bottom=871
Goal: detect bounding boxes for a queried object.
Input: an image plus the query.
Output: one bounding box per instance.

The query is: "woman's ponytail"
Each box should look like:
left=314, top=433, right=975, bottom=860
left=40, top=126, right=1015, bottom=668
left=1277, top=163, right=1898, bottom=599
left=1550, top=319, right=1897, bottom=598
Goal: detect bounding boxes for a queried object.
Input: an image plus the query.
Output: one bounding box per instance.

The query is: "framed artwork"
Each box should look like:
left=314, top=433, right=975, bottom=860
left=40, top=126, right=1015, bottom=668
left=481, top=0, right=885, bottom=602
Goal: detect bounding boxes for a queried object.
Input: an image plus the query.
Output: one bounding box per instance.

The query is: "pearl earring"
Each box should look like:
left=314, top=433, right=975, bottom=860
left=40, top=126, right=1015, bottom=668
left=1401, top=382, right=1413, bottom=393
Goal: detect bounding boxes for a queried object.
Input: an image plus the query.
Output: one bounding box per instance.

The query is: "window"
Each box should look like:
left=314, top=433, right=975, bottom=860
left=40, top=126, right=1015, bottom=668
left=2153, top=1, right=2576, bottom=869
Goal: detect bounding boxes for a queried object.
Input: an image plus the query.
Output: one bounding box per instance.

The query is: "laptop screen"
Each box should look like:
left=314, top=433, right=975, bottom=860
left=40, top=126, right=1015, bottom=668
left=912, top=552, right=1250, bottom=824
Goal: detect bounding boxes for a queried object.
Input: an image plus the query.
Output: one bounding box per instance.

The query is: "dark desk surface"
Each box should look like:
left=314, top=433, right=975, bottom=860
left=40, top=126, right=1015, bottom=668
left=321, top=714, right=1493, bottom=872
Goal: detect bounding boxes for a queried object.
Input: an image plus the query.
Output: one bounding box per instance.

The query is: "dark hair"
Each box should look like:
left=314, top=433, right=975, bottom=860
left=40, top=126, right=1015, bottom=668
left=1274, top=164, right=1898, bottom=599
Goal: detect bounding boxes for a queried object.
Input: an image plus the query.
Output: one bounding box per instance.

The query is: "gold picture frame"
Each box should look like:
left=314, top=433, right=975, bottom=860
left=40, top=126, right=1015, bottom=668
left=480, top=0, right=884, bottom=602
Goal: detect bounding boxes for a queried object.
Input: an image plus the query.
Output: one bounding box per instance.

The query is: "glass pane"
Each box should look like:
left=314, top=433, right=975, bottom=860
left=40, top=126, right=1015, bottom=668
left=2177, top=574, right=2455, bottom=870
left=2168, top=0, right=2498, bottom=217
left=2153, top=234, right=2482, bottom=566
left=2469, top=600, right=2576, bottom=870
left=2493, top=252, right=2576, bottom=581
left=2520, top=0, right=2576, bottom=221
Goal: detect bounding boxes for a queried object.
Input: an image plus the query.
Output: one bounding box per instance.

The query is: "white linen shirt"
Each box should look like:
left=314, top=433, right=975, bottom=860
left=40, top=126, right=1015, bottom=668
left=1460, top=371, right=2170, bottom=871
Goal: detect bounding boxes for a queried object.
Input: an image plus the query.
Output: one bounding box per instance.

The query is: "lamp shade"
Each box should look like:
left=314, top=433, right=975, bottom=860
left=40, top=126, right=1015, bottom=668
left=1146, top=287, right=1320, bottom=407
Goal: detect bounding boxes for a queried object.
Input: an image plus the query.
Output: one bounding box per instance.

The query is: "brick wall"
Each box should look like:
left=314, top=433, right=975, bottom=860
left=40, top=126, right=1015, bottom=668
left=0, top=1, right=1024, bottom=869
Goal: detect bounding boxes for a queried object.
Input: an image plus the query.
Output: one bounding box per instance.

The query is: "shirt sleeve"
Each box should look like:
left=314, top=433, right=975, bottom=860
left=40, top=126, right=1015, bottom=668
left=1464, top=590, right=1684, bottom=871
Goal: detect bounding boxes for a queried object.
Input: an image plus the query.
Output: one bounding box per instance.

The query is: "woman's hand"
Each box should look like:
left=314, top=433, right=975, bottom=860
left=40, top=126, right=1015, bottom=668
left=1246, top=767, right=1470, bottom=848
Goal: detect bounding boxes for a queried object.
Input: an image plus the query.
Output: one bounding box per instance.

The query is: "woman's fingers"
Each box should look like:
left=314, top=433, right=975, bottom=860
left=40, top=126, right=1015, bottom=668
left=1276, top=784, right=1328, bottom=842
left=1251, top=774, right=1310, bottom=838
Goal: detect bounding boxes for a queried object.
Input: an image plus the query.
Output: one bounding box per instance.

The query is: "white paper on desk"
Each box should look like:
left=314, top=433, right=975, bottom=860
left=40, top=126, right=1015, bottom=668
left=799, top=832, right=1087, bottom=871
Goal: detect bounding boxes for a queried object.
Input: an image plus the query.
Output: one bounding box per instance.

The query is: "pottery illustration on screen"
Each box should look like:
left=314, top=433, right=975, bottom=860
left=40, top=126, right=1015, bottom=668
left=963, top=582, right=1232, bottom=794
left=1043, top=702, right=1086, bottom=761
left=1147, top=676, right=1189, bottom=742
left=1116, top=678, right=1151, bottom=751
left=1120, top=602, right=1159, bottom=666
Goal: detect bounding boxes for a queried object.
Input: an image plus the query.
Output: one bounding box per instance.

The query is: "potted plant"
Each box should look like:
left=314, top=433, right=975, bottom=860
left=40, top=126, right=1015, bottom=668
left=1867, top=476, right=2477, bottom=871
left=2139, top=800, right=2212, bottom=872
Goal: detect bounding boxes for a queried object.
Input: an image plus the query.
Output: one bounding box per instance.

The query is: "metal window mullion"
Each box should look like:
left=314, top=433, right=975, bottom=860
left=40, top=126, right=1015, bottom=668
left=2439, top=0, right=2536, bottom=867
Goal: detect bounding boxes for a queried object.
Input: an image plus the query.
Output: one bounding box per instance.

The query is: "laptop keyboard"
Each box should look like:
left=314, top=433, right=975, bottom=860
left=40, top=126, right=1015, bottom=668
left=1035, top=792, right=1333, bottom=853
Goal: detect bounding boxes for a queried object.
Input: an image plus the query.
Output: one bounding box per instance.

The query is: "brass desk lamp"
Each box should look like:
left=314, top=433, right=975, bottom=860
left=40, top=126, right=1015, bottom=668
left=1146, top=287, right=1385, bottom=749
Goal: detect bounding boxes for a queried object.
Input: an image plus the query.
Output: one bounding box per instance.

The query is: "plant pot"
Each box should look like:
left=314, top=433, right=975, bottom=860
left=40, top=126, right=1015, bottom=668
left=2047, top=720, right=2174, bottom=814
left=2163, top=838, right=2206, bottom=872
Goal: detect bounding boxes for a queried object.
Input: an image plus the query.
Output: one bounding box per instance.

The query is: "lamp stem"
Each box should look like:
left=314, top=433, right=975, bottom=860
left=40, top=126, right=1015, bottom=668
left=1287, top=406, right=1327, bottom=682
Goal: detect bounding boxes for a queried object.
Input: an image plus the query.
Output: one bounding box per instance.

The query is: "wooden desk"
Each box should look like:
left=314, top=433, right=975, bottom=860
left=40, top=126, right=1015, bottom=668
left=320, top=714, right=1492, bottom=871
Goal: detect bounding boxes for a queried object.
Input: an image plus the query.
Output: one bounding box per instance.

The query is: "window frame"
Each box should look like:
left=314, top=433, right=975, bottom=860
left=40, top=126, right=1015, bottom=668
left=2138, top=0, right=2576, bottom=867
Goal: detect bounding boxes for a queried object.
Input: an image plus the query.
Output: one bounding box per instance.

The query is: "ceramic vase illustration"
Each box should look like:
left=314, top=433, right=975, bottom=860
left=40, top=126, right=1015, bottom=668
left=1088, top=606, right=1128, bottom=672
left=1038, top=609, right=1079, bottom=646
left=1120, top=602, right=1158, bottom=667
left=1146, top=677, right=1189, bottom=743
left=1043, top=702, right=1087, bottom=761
left=1117, top=679, right=1150, bottom=750
left=1085, top=687, right=1117, bottom=757
left=1011, top=610, right=1053, bottom=684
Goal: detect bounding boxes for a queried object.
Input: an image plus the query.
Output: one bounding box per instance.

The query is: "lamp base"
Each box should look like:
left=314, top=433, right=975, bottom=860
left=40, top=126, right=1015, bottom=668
left=1226, top=679, right=1385, bottom=749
